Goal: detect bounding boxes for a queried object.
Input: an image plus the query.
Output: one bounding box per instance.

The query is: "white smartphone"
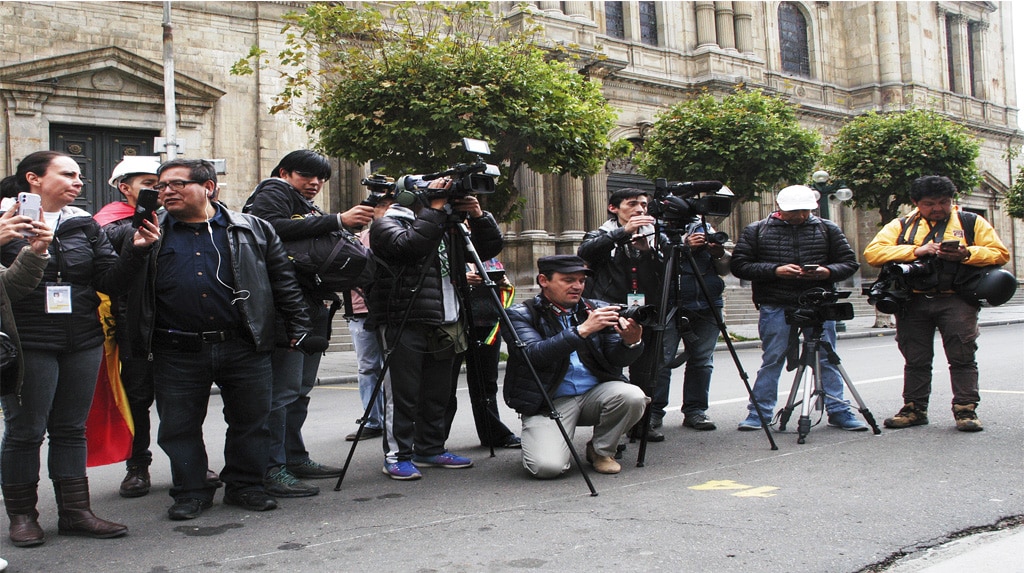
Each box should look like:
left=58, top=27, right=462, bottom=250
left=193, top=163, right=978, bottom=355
left=17, top=192, right=42, bottom=237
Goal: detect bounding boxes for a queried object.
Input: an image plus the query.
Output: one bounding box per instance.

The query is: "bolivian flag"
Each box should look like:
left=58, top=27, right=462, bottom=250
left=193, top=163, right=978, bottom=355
left=85, top=293, right=134, bottom=467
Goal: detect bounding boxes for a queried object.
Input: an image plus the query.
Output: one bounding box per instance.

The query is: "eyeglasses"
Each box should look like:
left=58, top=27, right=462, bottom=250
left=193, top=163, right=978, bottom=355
left=153, top=180, right=203, bottom=192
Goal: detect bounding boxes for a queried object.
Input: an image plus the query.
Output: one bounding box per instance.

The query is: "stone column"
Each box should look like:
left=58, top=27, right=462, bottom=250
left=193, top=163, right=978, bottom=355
left=714, top=1, right=736, bottom=50
left=947, top=13, right=969, bottom=95
left=875, top=1, right=901, bottom=85
left=733, top=1, right=754, bottom=53
left=583, top=168, right=609, bottom=232
left=516, top=166, right=548, bottom=237
left=564, top=1, right=592, bottom=20
left=538, top=1, right=561, bottom=13
left=970, top=21, right=988, bottom=99
left=559, top=173, right=586, bottom=240
left=695, top=1, right=718, bottom=48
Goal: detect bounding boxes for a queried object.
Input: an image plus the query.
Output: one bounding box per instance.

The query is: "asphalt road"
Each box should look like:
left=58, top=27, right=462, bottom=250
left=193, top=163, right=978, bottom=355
left=3, top=324, right=1022, bottom=572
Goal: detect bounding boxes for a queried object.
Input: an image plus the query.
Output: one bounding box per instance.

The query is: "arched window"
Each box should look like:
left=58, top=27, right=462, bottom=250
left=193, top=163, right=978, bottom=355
left=779, top=2, right=811, bottom=78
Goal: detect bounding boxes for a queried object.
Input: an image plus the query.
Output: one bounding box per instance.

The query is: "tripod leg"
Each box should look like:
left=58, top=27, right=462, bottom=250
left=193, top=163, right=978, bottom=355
left=834, top=363, right=882, bottom=434
left=777, top=364, right=806, bottom=432
left=797, top=354, right=818, bottom=445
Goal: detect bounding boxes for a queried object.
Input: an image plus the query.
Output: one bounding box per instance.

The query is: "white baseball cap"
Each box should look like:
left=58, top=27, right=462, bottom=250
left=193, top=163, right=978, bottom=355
left=108, top=156, right=161, bottom=188
left=776, top=185, right=820, bottom=211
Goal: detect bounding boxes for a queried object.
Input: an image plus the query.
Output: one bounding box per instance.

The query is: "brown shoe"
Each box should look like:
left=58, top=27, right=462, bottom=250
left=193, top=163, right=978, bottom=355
left=53, top=477, right=128, bottom=539
left=3, top=482, right=44, bottom=547
left=953, top=404, right=984, bottom=432
left=119, top=466, right=151, bottom=498
left=883, top=402, right=929, bottom=429
left=585, top=441, right=621, bottom=474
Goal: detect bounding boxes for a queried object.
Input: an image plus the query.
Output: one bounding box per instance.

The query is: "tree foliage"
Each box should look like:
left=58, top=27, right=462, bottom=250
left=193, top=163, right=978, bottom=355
left=820, top=109, right=981, bottom=224
left=232, top=1, right=626, bottom=221
left=636, top=88, right=821, bottom=207
left=1006, top=162, right=1024, bottom=219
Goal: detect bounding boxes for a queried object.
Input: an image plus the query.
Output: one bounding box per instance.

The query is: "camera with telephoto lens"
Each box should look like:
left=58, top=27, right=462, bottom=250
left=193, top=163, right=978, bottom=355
left=706, top=231, right=730, bottom=244
left=785, top=288, right=855, bottom=327
left=863, top=262, right=918, bottom=315
left=360, top=174, right=395, bottom=207
left=617, top=304, right=658, bottom=326
left=648, top=178, right=734, bottom=227
left=393, top=138, right=500, bottom=208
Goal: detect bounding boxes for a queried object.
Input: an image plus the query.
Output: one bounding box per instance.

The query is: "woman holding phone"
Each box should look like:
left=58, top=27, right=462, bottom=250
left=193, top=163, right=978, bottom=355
left=0, top=151, right=159, bottom=548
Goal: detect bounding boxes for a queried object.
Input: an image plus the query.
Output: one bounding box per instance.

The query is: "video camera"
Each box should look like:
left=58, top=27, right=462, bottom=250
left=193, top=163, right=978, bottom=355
left=785, top=288, right=855, bottom=327
left=360, top=174, right=395, bottom=207
left=649, top=178, right=734, bottom=225
left=393, top=138, right=500, bottom=208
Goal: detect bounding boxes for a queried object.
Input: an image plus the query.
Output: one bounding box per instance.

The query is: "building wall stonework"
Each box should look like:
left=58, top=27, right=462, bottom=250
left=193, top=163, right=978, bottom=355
left=0, top=1, right=1021, bottom=282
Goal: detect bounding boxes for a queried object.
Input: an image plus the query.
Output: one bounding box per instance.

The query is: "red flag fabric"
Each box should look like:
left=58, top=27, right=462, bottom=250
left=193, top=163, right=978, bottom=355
left=85, top=294, right=135, bottom=467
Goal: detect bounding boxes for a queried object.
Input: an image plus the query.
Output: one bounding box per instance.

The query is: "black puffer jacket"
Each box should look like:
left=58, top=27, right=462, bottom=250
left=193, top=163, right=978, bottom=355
left=577, top=221, right=663, bottom=305
left=124, top=206, right=313, bottom=356
left=730, top=213, right=858, bottom=307
left=0, top=207, right=149, bottom=352
left=502, top=296, right=643, bottom=416
left=368, top=205, right=502, bottom=326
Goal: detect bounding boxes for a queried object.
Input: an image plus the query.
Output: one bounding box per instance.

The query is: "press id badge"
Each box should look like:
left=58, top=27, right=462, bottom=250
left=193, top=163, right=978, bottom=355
left=45, top=284, right=72, bottom=314
left=626, top=292, right=646, bottom=307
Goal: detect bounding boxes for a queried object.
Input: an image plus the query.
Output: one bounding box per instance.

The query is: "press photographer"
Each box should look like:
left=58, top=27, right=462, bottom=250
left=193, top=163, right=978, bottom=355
left=730, top=185, right=867, bottom=432
left=864, top=175, right=1011, bottom=432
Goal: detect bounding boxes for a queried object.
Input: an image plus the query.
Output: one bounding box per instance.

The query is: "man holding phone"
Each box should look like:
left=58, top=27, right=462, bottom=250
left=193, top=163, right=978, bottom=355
left=864, top=175, right=1009, bottom=432
left=730, top=185, right=868, bottom=432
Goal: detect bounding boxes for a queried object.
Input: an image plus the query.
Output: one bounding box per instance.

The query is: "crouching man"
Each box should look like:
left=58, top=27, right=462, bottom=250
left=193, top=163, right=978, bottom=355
left=502, top=255, right=648, bottom=478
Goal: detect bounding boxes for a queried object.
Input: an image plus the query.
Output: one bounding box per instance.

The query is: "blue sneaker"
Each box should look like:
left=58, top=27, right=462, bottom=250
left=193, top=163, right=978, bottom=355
left=411, top=451, right=473, bottom=469
left=737, top=412, right=765, bottom=432
left=382, top=461, right=422, bottom=480
left=827, top=409, right=869, bottom=431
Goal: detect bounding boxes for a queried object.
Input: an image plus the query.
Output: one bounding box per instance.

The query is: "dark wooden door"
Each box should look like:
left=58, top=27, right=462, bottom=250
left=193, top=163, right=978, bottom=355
left=50, top=125, right=159, bottom=214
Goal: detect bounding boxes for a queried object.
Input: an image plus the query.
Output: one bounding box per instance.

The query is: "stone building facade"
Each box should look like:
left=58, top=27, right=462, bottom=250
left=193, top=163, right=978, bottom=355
left=1, top=1, right=1021, bottom=289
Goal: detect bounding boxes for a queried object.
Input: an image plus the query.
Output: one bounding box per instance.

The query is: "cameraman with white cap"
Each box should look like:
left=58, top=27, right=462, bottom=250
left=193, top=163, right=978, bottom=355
left=729, top=185, right=867, bottom=432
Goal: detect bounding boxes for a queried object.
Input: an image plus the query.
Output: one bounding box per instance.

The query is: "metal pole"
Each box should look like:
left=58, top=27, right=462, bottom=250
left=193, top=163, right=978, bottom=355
left=163, top=1, right=177, bottom=160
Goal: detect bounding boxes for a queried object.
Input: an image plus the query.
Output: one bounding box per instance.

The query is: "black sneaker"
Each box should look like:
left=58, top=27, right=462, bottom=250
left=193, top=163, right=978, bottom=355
left=683, top=412, right=718, bottom=431
left=167, top=497, right=212, bottom=521
left=223, top=490, right=278, bottom=512
left=264, top=466, right=319, bottom=497
left=345, top=426, right=384, bottom=442
left=286, top=459, right=343, bottom=479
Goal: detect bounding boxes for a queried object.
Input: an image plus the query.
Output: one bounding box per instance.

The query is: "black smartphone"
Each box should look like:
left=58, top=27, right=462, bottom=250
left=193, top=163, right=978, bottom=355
left=801, top=264, right=820, bottom=272
left=940, top=239, right=960, bottom=251
left=485, top=270, right=506, bottom=283
left=132, top=188, right=160, bottom=228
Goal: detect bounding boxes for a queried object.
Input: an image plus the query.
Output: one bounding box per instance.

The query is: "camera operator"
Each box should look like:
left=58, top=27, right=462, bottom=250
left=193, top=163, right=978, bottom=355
left=730, top=185, right=867, bottom=432
left=503, top=256, right=648, bottom=478
left=578, top=188, right=671, bottom=441
left=673, top=218, right=731, bottom=431
left=368, top=178, right=502, bottom=480
left=864, top=175, right=1009, bottom=432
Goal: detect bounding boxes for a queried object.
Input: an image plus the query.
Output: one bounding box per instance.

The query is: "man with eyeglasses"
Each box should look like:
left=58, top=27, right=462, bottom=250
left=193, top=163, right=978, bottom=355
left=122, top=159, right=314, bottom=520
left=242, top=150, right=374, bottom=498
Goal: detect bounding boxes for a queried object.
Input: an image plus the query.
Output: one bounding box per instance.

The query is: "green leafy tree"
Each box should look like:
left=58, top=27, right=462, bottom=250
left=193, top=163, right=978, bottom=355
left=821, top=109, right=981, bottom=224
left=636, top=88, right=821, bottom=207
left=232, top=1, right=626, bottom=221
left=1006, top=163, right=1024, bottom=219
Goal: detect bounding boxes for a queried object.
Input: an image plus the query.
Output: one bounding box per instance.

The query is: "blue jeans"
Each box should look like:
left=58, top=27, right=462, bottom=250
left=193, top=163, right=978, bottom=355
left=269, top=301, right=331, bottom=468
left=678, top=307, right=722, bottom=415
left=1, top=347, right=103, bottom=485
left=153, top=338, right=272, bottom=501
left=746, top=305, right=850, bottom=419
left=347, top=316, right=384, bottom=430
left=120, top=355, right=155, bottom=468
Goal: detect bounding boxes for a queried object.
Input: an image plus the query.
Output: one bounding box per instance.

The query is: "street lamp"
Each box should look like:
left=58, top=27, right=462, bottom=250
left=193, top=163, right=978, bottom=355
left=810, top=170, right=853, bottom=220
left=809, top=170, right=853, bottom=331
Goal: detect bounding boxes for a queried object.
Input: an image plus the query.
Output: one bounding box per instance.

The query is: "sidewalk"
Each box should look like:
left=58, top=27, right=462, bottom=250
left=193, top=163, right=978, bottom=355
left=316, top=303, right=1024, bottom=385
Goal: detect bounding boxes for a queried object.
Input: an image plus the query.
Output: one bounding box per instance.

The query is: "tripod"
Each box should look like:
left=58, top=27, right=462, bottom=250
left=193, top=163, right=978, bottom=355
left=335, top=203, right=598, bottom=495
left=776, top=322, right=881, bottom=444
left=631, top=220, right=778, bottom=467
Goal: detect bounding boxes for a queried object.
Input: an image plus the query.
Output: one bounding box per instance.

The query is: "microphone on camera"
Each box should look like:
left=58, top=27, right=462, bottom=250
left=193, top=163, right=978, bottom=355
left=293, top=333, right=329, bottom=355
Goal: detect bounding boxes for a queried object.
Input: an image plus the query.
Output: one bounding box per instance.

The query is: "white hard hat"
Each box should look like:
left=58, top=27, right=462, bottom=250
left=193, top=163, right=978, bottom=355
left=776, top=185, right=820, bottom=211
left=108, top=156, right=161, bottom=188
